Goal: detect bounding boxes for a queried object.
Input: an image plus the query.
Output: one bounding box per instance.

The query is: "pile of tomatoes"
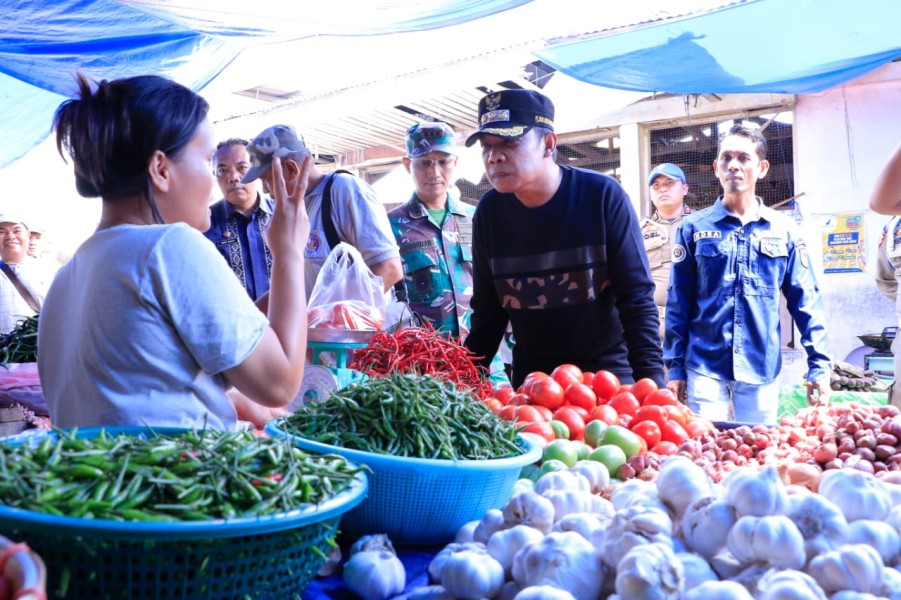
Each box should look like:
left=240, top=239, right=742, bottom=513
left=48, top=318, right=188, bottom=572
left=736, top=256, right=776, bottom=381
left=483, top=364, right=715, bottom=457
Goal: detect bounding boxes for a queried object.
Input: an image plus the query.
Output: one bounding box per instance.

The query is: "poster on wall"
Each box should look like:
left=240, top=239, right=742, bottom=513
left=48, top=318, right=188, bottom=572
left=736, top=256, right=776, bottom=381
left=821, top=213, right=866, bottom=273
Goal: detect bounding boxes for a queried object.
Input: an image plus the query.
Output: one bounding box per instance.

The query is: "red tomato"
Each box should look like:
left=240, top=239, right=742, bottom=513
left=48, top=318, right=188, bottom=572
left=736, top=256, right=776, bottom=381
left=581, top=371, right=595, bottom=387
left=552, top=407, right=586, bottom=442
left=521, top=421, right=555, bottom=444
left=616, top=414, right=634, bottom=429
left=632, top=404, right=668, bottom=428
left=531, top=405, right=554, bottom=423
left=492, top=387, right=516, bottom=406
left=520, top=371, right=549, bottom=396
left=564, top=383, right=597, bottom=412
left=620, top=383, right=633, bottom=392
left=651, top=440, right=679, bottom=456
left=529, top=377, right=565, bottom=410
left=685, top=417, right=713, bottom=438
left=630, top=378, right=659, bottom=404
left=660, top=419, right=689, bottom=445
left=589, top=404, right=619, bottom=425
left=564, top=405, right=591, bottom=421
left=663, top=404, right=690, bottom=427
left=551, top=364, right=583, bottom=390
left=643, top=388, right=679, bottom=407
left=497, top=405, right=516, bottom=422
left=591, top=370, right=621, bottom=401
left=509, top=393, right=531, bottom=406
left=514, top=404, right=545, bottom=423
left=482, top=398, right=503, bottom=413
left=609, top=391, right=640, bottom=418
left=631, top=420, right=662, bottom=448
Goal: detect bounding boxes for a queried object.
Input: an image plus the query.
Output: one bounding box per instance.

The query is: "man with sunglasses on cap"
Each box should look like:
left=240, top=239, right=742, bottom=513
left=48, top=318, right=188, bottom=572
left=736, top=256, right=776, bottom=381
left=241, top=125, right=402, bottom=300
left=204, top=138, right=274, bottom=301
left=642, top=163, right=692, bottom=339
left=463, top=89, right=664, bottom=390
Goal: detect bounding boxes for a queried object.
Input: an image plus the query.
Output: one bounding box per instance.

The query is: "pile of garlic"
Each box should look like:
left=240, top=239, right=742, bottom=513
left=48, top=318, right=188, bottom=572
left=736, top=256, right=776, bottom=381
left=412, top=456, right=901, bottom=599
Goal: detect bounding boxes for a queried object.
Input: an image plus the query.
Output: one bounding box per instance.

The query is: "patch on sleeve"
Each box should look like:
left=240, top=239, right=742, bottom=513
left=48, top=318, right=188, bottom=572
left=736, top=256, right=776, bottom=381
left=672, top=244, right=687, bottom=263
left=797, top=241, right=809, bottom=269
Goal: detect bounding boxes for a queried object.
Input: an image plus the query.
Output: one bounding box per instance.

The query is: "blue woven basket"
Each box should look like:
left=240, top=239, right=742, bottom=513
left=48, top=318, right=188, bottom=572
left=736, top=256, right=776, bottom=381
left=266, top=420, right=541, bottom=545
left=0, top=426, right=368, bottom=600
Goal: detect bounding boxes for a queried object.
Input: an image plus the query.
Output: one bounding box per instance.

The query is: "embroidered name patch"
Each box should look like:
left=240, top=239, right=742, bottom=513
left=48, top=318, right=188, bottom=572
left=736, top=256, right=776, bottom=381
left=693, top=231, right=722, bottom=242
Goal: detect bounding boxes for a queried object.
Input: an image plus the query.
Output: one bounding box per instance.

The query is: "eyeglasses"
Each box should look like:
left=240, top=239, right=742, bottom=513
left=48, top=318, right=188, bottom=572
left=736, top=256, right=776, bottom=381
left=411, top=157, right=455, bottom=170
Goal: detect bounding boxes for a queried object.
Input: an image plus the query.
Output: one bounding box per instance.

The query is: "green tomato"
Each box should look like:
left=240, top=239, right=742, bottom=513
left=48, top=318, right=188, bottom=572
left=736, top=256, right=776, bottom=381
left=570, top=440, right=592, bottom=461
left=549, top=419, right=570, bottom=440
left=538, top=458, right=569, bottom=477
left=519, top=463, right=541, bottom=482
left=584, top=419, right=608, bottom=448
left=601, top=424, right=643, bottom=458
left=542, top=439, right=579, bottom=468
left=588, top=444, right=627, bottom=476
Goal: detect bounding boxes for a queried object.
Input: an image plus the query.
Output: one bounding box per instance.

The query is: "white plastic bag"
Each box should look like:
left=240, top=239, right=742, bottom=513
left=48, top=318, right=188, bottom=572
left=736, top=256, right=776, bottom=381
left=307, top=243, right=387, bottom=329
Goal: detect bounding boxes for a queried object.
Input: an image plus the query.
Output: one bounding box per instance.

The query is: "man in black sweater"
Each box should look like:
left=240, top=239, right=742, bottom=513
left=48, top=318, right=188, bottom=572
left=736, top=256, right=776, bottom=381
left=463, top=90, right=664, bottom=389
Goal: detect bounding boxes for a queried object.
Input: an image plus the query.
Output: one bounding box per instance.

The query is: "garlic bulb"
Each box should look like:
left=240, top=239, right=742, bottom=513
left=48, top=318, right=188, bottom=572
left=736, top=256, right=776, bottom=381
left=785, top=489, right=848, bottom=561
left=428, top=542, right=485, bottom=583
left=723, top=465, right=788, bottom=518
left=656, top=456, right=715, bottom=522
left=440, top=547, right=505, bottom=600
left=806, top=543, right=884, bottom=594
left=681, top=496, right=736, bottom=559
left=514, top=585, right=577, bottom=600
left=342, top=550, right=405, bottom=600
left=511, top=531, right=603, bottom=600
left=570, top=460, right=610, bottom=494
left=610, top=478, right=666, bottom=511
left=601, top=504, right=673, bottom=568
left=757, top=569, right=827, bottom=600
left=474, top=508, right=507, bottom=543
left=553, top=512, right=611, bottom=541
left=818, top=468, right=892, bottom=522
left=349, top=534, right=396, bottom=556
left=683, top=580, right=753, bottom=600
left=846, top=519, right=901, bottom=565
left=534, top=469, right=590, bottom=495
left=726, top=515, right=805, bottom=570
left=487, top=524, right=545, bottom=576
left=503, top=490, right=556, bottom=534
left=614, top=542, right=683, bottom=599
left=676, top=552, right=718, bottom=593
left=541, top=489, right=603, bottom=522
left=455, top=520, right=478, bottom=543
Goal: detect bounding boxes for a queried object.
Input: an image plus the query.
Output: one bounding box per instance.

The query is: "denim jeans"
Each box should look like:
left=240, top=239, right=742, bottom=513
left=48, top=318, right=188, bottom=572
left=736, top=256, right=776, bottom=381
left=687, top=369, right=780, bottom=424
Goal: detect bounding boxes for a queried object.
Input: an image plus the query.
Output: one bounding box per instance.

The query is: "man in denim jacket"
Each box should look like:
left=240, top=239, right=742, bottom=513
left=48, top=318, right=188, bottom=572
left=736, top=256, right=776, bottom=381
left=664, top=125, right=831, bottom=424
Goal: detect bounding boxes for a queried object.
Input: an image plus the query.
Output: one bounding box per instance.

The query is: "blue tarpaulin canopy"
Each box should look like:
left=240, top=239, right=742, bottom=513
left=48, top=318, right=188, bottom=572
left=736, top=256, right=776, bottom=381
left=535, top=0, right=901, bottom=94
left=2, top=0, right=900, bottom=171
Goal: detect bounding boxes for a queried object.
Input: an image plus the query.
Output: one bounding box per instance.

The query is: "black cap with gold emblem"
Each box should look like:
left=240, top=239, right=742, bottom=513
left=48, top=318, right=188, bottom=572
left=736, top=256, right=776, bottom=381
left=464, top=89, right=555, bottom=147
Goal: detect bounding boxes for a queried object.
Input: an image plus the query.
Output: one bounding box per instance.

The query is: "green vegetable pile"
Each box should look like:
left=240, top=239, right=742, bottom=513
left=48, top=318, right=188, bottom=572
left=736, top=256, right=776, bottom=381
left=278, top=373, right=525, bottom=460
left=0, top=428, right=363, bottom=522
left=0, top=315, right=38, bottom=365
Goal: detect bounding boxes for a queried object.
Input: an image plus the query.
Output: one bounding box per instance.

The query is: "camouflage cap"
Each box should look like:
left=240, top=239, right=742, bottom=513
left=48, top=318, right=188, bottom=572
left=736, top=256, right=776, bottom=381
left=241, top=124, right=310, bottom=183
left=406, top=122, right=456, bottom=158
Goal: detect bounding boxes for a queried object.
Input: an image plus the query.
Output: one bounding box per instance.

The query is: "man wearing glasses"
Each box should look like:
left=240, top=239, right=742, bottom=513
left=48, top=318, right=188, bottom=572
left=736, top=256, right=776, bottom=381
left=388, top=125, right=474, bottom=331
left=642, top=163, right=691, bottom=339
left=204, top=138, right=274, bottom=300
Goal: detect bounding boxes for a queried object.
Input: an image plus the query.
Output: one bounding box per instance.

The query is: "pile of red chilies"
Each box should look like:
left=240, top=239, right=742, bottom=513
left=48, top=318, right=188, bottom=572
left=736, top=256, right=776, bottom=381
left=348, top=324, right=493, bottom=400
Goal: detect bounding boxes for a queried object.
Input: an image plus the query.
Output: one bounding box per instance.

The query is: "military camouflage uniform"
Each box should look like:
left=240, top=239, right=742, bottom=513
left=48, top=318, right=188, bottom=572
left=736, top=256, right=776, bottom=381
left=389, top=193, right=474, bottom=338
left=640, top=205, right=691, bottom=338
left=389, top=194, right=508, bottom=384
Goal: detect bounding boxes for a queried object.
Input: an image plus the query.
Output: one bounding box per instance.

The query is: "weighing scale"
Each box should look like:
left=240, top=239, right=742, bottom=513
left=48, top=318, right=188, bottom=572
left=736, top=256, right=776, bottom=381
left=290, top=328, right=373, bottom=410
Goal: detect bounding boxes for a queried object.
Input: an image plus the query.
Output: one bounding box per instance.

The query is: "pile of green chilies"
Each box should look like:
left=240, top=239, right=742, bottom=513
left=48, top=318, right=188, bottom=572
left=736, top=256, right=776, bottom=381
left=0, top=315, right=38, bottom=365
left=0, top=428, right=364, bottom=522
left=279, top=373, right=524, bottom=460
